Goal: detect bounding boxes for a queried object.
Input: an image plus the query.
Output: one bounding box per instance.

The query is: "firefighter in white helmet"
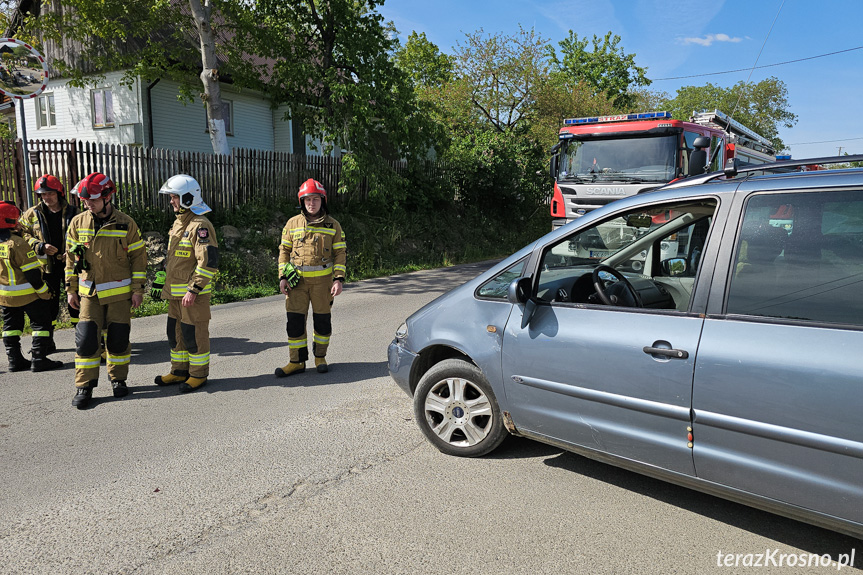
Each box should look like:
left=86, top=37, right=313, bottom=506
left=275, top=178, right=346, bottom=377
left=153, top=174, right=218, bottom=393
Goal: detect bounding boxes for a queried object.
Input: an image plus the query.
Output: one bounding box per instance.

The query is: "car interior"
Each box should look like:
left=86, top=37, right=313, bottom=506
left=536, top=200, right=718, bottom=312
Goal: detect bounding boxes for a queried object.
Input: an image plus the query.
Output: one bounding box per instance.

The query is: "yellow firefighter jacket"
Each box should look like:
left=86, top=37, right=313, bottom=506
left=161, top=210, right=218, bottom=299
left=279, top=213, right=346, bottom=282
left=0, top=231, right=50, bottom=307
left=19, top=198, right=77, bottom=274
left=65, top=208, right=147, bottom=304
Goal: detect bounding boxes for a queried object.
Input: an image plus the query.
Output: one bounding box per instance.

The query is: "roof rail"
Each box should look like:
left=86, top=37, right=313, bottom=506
left=661, top=154, right=863, bottom=189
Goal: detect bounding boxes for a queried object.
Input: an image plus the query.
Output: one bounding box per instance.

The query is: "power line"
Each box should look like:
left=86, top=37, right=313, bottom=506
left=651, top=45, right=863, bottom=81
left=787, top=136, right=863, bottom=146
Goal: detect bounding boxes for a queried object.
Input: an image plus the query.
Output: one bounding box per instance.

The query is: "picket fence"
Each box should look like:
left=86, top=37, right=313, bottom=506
left=0, top=138, right=447, bottom=212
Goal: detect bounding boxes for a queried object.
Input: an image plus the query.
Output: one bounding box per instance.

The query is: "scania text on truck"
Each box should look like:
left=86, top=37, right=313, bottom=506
left=548, top=110, right=776, bottom=228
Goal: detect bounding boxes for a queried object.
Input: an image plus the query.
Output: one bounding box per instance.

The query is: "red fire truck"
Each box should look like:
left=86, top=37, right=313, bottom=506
left=549, top=109, right=776, bottom=228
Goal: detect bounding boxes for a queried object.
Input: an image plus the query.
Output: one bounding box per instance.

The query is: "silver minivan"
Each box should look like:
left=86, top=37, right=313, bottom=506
left=388, top=158, right=863, bottom=538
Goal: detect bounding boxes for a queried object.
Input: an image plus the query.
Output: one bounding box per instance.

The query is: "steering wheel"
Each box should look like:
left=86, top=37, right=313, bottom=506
left=592, top=265, right=643, bottom=307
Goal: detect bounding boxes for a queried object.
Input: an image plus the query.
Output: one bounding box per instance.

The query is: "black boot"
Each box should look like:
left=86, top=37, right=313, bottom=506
left=31, top=348, right=63, bottom=373
left=72, top=381, right=97, bottom=409
left=111, top=380, right=129, bottom=398
left=7, top=347, right=30, bottom=372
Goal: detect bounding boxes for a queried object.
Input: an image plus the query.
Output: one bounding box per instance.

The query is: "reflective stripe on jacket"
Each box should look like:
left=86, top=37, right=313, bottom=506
left=64, top=208, right=147, bottom=304
left=19, top=199, right=77, bottom=274
left=162, top=210, right=218, bottom=300
left=0, top=232, right=47, bottom=307
left=278, top=213, right=346, bottom=281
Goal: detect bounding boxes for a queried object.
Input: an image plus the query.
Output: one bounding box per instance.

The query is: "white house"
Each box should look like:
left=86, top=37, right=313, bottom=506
left=16, top=69, right=330, bottom=155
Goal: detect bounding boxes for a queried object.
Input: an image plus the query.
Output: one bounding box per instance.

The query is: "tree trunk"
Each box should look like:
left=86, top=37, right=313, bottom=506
left=189, top=0, right=229, bottom=156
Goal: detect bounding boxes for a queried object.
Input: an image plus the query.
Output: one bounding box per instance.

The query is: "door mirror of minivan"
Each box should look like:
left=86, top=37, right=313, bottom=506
left=661, top=257, right=687, bottom=277
left=507, top=276, right=532, bottom=304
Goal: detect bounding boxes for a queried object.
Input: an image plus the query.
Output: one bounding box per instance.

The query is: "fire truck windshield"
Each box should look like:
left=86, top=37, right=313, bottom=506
left=558, top=134, right=678, bottom=184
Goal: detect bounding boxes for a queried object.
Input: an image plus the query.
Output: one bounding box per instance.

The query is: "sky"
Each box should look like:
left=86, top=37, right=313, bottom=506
left=377, top=0, right=863, bottom=159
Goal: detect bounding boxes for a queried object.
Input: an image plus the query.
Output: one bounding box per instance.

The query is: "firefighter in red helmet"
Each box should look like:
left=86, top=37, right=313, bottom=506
left=0, top=201, right=63, bottom=373
left=19, top=174, right=80, bottom=351
left=275, top=178, right=347, bottom=377
left=65, top=172, right=147, bottom=409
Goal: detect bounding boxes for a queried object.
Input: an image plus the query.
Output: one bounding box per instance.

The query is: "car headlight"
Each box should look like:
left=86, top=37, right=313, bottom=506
left=395, top=322, right=408, bottom=339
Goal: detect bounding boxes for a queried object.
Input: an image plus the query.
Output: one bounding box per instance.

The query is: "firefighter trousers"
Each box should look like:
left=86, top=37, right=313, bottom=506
left=167, top=297, right=211, bottom=378
left=2, top=299, right=52, bottom=357
left=44, top=270, right=79, bottom=330
left=75, top=297, right=132, bottom=387
left=284, top=276, right=333, bottom=363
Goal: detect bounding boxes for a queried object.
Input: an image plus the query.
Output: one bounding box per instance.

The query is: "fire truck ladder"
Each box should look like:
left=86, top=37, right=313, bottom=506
left=689, top=109, right=775, bottom=155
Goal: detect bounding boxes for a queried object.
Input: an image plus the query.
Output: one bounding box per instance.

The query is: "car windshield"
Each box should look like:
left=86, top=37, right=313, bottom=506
left=558, top=134, right=678, bottom=183
left=544, top=207, right=686, bottom=269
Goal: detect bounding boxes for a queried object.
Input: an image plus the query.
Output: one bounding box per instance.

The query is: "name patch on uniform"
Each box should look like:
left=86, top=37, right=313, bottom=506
left=174, top=250, right=191, bottom=258
left=0, top=245, right=8, bottom=258
left=197, top=228, right=209, bottom=239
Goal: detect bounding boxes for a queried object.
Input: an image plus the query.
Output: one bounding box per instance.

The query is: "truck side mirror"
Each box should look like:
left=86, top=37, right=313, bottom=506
left=550, top=155, right=558, bottom=179
left=693, top=136, right=710, bottom=149
left=689, top=149, right=708, bottom=176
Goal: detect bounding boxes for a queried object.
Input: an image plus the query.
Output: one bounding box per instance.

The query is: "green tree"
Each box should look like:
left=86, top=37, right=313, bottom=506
left=393, top=31, right=454, bottom=88
left=233, top=0, right=435, bottom=162
left=549, top=31, right=650, bottom=109
left=661, top=77, right=797, bottom=151
left=26, top=0, right=242, bottom=155
left=451, top=26, right=550, bottom=134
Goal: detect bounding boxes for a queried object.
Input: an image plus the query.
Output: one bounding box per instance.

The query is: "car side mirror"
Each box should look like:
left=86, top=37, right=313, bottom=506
left=507, top=276, right=531, bottom=304
left=661, top=257, right=687, bottom=276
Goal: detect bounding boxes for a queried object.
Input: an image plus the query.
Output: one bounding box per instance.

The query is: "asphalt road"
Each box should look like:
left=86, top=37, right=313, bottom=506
left=1, top=262, right=860, bottom=574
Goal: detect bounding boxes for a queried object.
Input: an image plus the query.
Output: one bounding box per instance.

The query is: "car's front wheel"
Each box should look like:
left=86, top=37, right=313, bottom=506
left=413, top=359, right=507, bottom=457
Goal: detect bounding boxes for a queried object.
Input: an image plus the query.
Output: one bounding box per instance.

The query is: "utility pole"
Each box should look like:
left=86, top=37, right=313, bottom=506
left=837, top=146, right=844, bottom=156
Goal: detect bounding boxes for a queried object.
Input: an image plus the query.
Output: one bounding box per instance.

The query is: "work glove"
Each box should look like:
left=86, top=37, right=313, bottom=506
left=151, top=270, right=166, bottom=300
left=70, top=244, right=89, bottom=273
left=281, top=262, right=300, bottom=289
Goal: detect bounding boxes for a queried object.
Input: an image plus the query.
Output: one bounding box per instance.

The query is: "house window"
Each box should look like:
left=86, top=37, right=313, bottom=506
left=36, top=93, right=55, bottom=128
left=204, top=99, right=233, bottom=136
left=91, top=88, right=114, bottom=128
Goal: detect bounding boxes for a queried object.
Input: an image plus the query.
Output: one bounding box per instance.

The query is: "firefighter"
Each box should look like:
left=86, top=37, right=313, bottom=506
left=275, top=179, right=346, bottom=377
left=0, top=201, right=63, bottom=373
left=19, top=174, right=80, bottom=351
left=66, top=172, right=147, bottom=409
left=153, top=174, right=218, bottom=393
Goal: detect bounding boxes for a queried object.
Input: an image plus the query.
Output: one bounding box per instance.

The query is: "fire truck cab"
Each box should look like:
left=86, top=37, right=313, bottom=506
left=550, top=110, right=776, bottom=229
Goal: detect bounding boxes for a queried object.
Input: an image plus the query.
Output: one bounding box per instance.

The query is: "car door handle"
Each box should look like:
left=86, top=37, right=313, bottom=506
left=643, top=346, right=689, bottom=359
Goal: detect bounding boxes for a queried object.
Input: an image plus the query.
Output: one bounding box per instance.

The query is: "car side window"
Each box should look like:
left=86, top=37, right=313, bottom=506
left=726, top=190, right=863, bottom=326
left=535, top=200, right=717, bottom=310
left=476, top=257, right=527, bottom=299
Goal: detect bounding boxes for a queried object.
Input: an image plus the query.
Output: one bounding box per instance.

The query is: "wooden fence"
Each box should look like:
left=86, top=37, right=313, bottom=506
left=0, top=138, right=449, bottom=212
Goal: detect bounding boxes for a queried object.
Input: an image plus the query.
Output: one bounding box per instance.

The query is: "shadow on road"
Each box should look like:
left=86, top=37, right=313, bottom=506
left=128, top=336, right=289, bottom=367
left=542, top=450, right=862, bottom=566
left=109, top=360, right=390, bottom=397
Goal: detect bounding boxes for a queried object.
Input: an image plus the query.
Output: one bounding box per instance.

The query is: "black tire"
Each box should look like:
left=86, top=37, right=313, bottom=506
left=413, top=358, right=507, bottom=457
